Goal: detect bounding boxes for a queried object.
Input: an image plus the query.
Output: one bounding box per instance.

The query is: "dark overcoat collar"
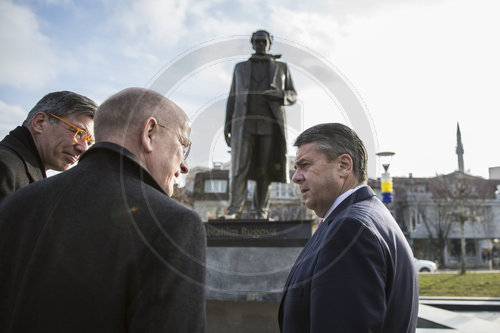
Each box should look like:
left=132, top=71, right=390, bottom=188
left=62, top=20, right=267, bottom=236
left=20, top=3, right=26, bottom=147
left=0, top=126, right=46, bottom=180
left=79, top=142, right=167, bottom=195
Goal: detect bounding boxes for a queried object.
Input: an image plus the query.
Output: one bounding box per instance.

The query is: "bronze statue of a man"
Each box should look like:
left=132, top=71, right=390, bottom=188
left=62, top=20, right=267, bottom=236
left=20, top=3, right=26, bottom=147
left=224, top=30, right=297, bottom=219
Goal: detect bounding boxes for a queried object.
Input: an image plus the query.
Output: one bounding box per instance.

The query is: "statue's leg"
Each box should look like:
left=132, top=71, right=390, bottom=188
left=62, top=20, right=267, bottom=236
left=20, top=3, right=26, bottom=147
left=227, top=174, right=247, bottom=217
left=227, top=130, right=254, bottom=218
left=253, top=134, right=273, bottom=219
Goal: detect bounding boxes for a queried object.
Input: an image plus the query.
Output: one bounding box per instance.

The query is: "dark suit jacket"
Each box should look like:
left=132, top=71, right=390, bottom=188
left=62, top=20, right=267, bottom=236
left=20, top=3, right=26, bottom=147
left=0, top=126, right=46, bottom=200
left=0, top=142, right=206, bottom=333
left=278, top=186, right=418, bottom=333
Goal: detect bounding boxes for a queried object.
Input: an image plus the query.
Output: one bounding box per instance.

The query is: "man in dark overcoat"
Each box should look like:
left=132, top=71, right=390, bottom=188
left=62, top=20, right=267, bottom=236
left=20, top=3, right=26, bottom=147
left=0, top=88, right=206, bottom=332
left=0, top=91, right=97, bottom=200
left=224, top=30, right=297, bottom=219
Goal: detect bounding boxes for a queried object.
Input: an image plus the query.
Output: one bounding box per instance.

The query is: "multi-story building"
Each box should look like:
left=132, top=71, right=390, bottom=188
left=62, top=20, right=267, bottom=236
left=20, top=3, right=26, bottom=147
left=369, top=172, right=500, bottom=267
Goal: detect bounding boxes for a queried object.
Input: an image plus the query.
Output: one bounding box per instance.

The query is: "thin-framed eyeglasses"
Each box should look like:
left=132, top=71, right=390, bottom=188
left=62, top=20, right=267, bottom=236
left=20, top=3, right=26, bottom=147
left=47, top=113, right=95, bottom=145
left=156, top=122, right=191, bottom=160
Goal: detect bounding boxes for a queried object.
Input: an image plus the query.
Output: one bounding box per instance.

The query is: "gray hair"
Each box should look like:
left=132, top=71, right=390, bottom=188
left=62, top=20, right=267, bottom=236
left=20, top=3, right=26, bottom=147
left=23, top=91, right=97, bottom=127
left=294, top=123, right=368, bottom=182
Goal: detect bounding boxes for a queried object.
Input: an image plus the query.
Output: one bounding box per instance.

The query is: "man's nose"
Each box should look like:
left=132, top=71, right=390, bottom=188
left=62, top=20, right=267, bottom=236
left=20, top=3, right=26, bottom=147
left=180, top=160, right=189, bottom=174
left=74, top=141, right=90, bottom=154
left=292, top=170, right=302, bottom=183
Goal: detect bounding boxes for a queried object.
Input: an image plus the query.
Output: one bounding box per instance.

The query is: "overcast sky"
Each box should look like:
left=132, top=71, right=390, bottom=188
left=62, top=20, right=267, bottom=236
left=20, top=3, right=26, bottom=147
left=1, top=0, right=499, bottom=179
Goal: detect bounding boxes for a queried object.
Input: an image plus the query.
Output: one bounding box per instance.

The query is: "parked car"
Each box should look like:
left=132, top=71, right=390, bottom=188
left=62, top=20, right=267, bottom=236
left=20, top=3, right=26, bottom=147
left=414, top=258, right=437, bottom=272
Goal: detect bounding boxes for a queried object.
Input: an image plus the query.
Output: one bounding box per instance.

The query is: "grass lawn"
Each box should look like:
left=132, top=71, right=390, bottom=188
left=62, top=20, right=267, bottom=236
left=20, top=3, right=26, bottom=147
left=418, top=272, right=500, bottom=297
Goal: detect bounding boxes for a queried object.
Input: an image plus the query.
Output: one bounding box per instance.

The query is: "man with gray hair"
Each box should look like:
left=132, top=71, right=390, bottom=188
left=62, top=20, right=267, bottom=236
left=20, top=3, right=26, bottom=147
left=0, top=88, right=206, bottom=332
left=0, top=91, right=97, bottom=200
left=279, top=123, right=418, bottom=332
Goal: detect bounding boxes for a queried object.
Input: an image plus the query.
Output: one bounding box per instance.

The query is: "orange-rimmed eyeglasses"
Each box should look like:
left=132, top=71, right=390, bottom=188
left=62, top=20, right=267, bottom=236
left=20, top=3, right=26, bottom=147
left=48, top=113, right=94, bottom=145
left=156, top=122, right=191, bottom=160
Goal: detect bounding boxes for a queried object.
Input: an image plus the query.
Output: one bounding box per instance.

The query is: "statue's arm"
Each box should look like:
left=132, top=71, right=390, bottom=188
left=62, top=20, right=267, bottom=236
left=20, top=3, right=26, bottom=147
left=283, top=64, right=297, bottom=105
left=263, top=63, right=297, bottom=105
left=224, top=72, right=236, bottom=147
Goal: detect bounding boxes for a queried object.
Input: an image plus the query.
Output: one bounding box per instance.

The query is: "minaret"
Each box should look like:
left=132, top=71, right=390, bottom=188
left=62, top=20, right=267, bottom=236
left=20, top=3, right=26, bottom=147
left=456, top=122, right=464, bottom=173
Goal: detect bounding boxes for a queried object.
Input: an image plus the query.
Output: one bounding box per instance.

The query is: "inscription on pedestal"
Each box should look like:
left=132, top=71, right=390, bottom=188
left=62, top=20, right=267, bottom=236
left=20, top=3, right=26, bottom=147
left=205, top=219, right=312, bottom=247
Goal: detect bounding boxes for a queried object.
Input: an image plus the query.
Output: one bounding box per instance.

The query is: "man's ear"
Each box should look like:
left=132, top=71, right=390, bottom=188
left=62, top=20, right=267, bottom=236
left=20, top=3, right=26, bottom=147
left=30, top=112, right=48, bottom=134
left=337, top=154, right=353, bottom=177
left=140, top=117, right=157, bottom=153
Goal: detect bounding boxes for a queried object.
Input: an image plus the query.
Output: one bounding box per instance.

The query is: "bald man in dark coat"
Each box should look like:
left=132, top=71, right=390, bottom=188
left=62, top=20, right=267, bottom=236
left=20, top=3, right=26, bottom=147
left=0, top=88, right=206, bottom=333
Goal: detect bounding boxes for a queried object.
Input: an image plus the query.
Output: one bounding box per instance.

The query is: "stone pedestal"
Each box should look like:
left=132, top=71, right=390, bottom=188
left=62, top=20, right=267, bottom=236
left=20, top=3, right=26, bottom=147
left=204, top=219, right=311, bottom=332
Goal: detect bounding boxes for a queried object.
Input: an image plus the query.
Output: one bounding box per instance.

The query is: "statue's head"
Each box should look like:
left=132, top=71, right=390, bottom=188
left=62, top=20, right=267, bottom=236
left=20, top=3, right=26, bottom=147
left=251, top=30, right=273, bottom=55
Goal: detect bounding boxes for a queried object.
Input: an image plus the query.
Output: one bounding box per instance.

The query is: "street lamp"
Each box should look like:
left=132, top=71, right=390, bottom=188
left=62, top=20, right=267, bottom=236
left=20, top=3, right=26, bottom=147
left=376, top=152, right=395, bottom=204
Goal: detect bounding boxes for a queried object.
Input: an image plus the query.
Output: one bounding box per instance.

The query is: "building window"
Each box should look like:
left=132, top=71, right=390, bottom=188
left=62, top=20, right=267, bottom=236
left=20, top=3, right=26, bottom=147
left=204, top=179, right=228, bottom=193
left=410, top=208, right=422, bottom=232
left=448, top=239, right=477, bottom=262
left=272, top=182, right=298, bottom=198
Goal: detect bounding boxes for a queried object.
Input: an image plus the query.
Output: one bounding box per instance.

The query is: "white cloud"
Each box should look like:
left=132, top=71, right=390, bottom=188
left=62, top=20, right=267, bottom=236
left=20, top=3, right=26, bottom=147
left=35, top=0, right=71, bottom=5
left=269, top=8, right=341, bottom=55
left=321, top=0, right=500, bottom=177
left=115, top=0, right=190, bottom=47
left=0, top=100, right=27, bottom=137
left=32, top=0, right=71, bottom=4
left=0, top=0, right=60, bottom=89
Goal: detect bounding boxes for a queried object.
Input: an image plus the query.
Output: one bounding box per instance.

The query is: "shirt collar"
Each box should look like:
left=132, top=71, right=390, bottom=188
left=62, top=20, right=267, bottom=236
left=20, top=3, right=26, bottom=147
left=321, top=184, right=368, bottom=220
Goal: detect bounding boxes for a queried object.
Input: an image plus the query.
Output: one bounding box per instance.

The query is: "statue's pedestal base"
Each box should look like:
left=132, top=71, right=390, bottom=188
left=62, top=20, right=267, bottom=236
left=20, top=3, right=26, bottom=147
left=207, top=299, right=280, bottom=333
left=204, top=219, right=312, bottom=332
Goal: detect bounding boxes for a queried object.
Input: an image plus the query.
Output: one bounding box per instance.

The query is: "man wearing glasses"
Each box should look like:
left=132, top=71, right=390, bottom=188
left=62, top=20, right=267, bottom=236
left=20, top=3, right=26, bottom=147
left=0, top=88, right=205, bottom=332
left=0, top=91, right=97, bottom=200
